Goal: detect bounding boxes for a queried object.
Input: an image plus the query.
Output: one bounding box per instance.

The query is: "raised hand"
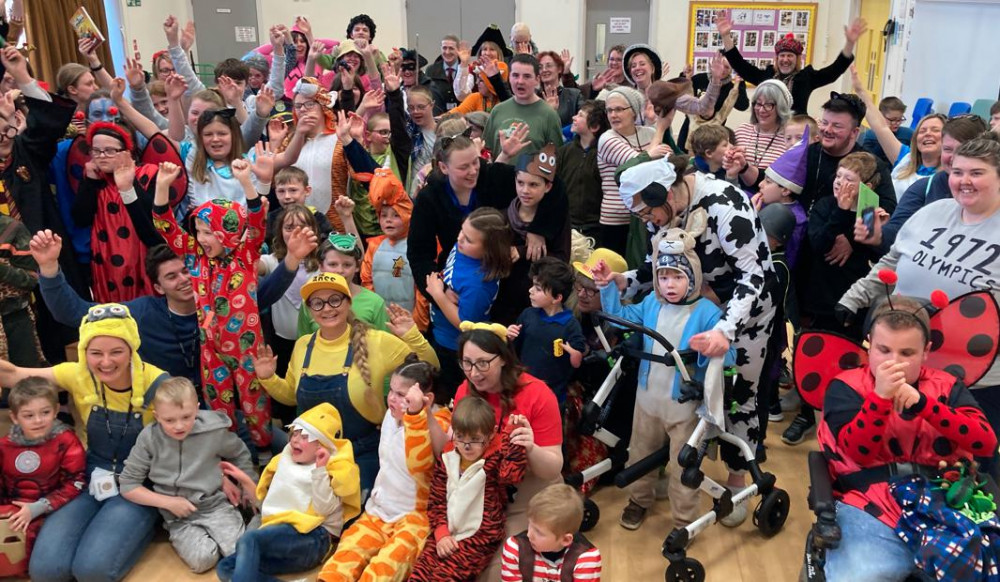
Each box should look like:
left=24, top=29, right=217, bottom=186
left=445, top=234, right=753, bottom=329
left=255, top=86, right=276, bottom=118
left=458, top=40, right=472, bottom=64
left=333, top=194, right=355, bottom=217
left=498, top=122, right=531, bottom=160
left=230, top=158, right=252, bottom=184
left=848, top=63, right=865, bottom=94
left=250, top=142, right=276, bottom=183
left=286, top=226, right=319, bottom=261
left=844, top=18, right=868, bottom=44
left=109, top=77, right=126, bottom=104
left=335, top=110, right=353, bottom=144
left=481, top=55, right=499, bottom=78
left=294, top=16, right=312, bottom=41
left=385, top=303, right=415, bottom=337
left=309, top=39, right=326, bottom=58
left=0, top=46, right=28, bottom=82
left=156, top=161, right=182, bottom=188
left=112, top=152, right=137, bottom=192
left=381, top=63, right=401, bottom=92
left=715, top=10, right=732, bottom=36
left=508, top=414, right=535, bottom=452
left=709, top=54, right=728, bottom=81
left=252, top=344, right=278, bottom=379
left=180, top=21, right=196, bottom=52
left=124, top=57, right=145, bottom=89
left=163, top=15, right=180, bottom=46
left=403, top=382, right=431, bottom=415
left=560, top=49, right=574, bottom=73
left=29, top=229, right=63, bottom=273
left=357, top=87, right=385, bottom=116
left=683, top=63, right=694, bottom=78
left=216, top=75, right=243, bottom=106
left=543, top=84, right=559, bottom=108
left=588, top=259, right=612, bottom=287
left=164, top=73, right=188, bottom=101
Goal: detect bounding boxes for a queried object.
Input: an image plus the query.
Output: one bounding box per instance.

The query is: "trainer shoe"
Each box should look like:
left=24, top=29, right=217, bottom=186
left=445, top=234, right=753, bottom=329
left=768, top=401, right=784, bottom=423
left=620, top=499, right=648, bottom=530
left=781, top=414, right=816, bottom=445
left=720, top=487, right=748, bottom=527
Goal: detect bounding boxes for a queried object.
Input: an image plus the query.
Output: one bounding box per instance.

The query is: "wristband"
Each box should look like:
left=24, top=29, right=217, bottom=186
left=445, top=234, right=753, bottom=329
left=119, top=187, right=138, bottom=204
left=89, top=63, right=104, bottom=72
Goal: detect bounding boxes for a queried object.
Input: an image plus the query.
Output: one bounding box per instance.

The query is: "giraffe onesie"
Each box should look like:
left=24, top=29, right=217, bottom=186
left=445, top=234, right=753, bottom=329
left=154, top=198, right=272, bottom=447
left=319, top=407, right=448, bottom=582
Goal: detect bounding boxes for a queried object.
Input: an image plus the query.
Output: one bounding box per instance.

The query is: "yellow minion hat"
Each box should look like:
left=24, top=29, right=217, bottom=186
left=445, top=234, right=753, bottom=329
left=289, top=403, right=362, bottom=521
left=77, top=303, right=148, bottom=409
left=573, top=248, right=627, bottom=280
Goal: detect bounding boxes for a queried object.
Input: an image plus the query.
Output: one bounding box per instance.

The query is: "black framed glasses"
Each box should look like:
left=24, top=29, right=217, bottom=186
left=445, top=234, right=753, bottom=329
left=458, top=355, right=499, bottom=372
left=574, top=283, right=598, bottom=297
left=306, top=294, right=346, bottom=312
left=454, top=436, right=488, bottom=449
left=753, top=101, right=776, bottom=112
left=91, top=147, right=123, bottom=158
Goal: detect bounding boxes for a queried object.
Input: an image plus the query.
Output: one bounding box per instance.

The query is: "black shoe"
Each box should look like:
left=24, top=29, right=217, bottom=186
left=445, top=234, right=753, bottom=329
left=781, top=414, right=815, bottom=445
left=768, top=401, right=784, bottom=423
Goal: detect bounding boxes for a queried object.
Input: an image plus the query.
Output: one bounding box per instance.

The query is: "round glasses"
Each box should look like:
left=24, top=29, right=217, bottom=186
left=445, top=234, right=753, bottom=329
left=458, top=355, right=499, bottom=372
left=307, top=294, right=346, bottom=312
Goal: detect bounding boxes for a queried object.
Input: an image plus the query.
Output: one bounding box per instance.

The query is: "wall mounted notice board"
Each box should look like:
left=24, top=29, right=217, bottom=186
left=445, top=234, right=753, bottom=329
left=687, top=2, right=818, bottom=76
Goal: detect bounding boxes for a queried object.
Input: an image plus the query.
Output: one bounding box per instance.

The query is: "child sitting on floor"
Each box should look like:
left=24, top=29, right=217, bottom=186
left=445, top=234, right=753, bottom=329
left=218, top=402, right=361, bottom=581
left=408, top=396, right=528, bottom=581
left=501, top=483, right=602, bottom=581
left=119, top=377, right=256, bottom=573
left=0, top=378, right=86, bottom=575
left=507, top=256, right=586, bottom=403
left=592, top=219, right=734, bottom=532
left=319, top=356, right=446, bottom=582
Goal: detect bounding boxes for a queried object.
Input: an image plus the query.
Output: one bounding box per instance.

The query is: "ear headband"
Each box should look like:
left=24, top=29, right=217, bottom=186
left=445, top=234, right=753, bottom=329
left=459, top=321, right=508, bottom=342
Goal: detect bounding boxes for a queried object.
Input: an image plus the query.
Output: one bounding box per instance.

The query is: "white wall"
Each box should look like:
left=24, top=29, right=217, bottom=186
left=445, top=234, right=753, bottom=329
left=256, top=0, right=407, bottom=51
left=116, top=0, right=188, bottom=75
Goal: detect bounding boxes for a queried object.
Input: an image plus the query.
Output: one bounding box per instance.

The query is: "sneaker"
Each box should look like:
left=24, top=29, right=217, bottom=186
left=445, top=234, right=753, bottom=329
left=780, top=389, right=802, bottom=412
left=654, top=469, right=670, bottom=500
left=781, top=414, right=816, bottom=446
left=768, top=401, right=784, bottom=423
left=720, top=488, right=748, bottom=527
left=778, top=364, right=794, bottom=389
left=619, top=500, right=648, bottom=530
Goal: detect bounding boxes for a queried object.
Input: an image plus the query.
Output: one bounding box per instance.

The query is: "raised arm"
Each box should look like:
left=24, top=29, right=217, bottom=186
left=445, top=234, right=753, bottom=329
left=78, top=37, right=113, bottom=90
left=163, top=74, right=189, bottom=143
left=124, top=49, right=170, bottom=131
left=717, top=11, right=768, bottom=85
left=111, top=77, right=165, bottom=141
left=164, top=16, right=206, bottom=97
left=0, top=46, right=48, bottom=101
left=849, top=64, right=902, bottom=164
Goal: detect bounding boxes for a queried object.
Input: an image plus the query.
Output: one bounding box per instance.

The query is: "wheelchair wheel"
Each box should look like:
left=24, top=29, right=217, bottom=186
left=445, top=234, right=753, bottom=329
left=665, top=558, right=705, bottom=582
left=753, top=488, right=790, bottom=537
left=581, top=498, right=600, bottom=532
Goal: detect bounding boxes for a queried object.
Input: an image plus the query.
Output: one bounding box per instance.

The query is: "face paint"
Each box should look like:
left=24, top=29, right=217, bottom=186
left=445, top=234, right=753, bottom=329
left=87, top=98, right=117, bottom=124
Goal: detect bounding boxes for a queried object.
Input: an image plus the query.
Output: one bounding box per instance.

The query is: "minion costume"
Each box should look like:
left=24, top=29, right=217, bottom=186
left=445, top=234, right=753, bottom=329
left=217, top=403, right=361, bottom=581
left=154, top=196, right=272, bottom=448
left=29, top=303, right=166, bottom=581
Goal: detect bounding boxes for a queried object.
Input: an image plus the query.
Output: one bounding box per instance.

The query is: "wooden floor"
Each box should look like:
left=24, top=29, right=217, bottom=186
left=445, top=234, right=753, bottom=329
left=8, top=408, right=817, bottom=582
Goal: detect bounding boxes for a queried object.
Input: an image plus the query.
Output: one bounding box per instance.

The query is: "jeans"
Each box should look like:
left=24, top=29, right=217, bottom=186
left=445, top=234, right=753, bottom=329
left=824, top=502, right=915, bottom=581
left=216, top=523, right=331, bottom=582
left=29, top=492, right=159, bottom=582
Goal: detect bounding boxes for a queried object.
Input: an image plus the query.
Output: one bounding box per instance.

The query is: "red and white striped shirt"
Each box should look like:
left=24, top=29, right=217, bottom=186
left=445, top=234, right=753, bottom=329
left=500, top=535, right=602, bottom=581
left=597, top=126, right=655, bottom=226
left=734, top=122, right=789, bottom=171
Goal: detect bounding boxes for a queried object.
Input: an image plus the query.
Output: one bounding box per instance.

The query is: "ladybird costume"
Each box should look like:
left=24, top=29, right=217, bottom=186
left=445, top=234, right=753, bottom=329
left=154, top=197, right=272, bottom=448
left=0, top=420, right=86, bottom=569
left=68, top=125, right=187, bottom=303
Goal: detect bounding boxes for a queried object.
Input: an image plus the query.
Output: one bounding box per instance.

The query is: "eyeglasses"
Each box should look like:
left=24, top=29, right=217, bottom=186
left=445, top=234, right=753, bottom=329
left=292, top=100, right=320, bottom=112
left=307, top=294, right=347, bottom=311
left=0, top=126, right=16, bottom=141
left=753, top=102, right=776, bottom=112
left=157, top=67, right=175, bottom=75
left=454, top=436, right=488, bottom=449
left=606, top=106, right=631, bottom=115
left=91, top=147, right=124, bottom=158
left=458, top=355, right=499, bottom=372
left=884, top=115, right=906, bottom=124
left=371, top=128, right=391, bottom=136
left=407, top=102, right=431, bottom=113
left=574, top=283, right=598, bottom=297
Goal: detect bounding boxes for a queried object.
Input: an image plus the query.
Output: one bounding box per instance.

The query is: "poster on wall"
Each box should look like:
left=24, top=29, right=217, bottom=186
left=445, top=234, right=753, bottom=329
left=688, top=2, right=817, bottom=81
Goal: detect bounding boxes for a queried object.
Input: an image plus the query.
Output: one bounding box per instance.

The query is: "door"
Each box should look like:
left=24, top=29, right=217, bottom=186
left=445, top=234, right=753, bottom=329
left=585, top=0, right=649, bottom=82
left=190, top=0, right=261, bottom=69
left=406, top=0, right=515, bottom=59
left=856, top=0, right=891, bottom=100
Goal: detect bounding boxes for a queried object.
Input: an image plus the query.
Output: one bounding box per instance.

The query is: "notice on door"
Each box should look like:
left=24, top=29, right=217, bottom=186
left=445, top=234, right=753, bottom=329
left=235, top=26, right=257, bottom=43
left=609, top=17, right=632, bottom=34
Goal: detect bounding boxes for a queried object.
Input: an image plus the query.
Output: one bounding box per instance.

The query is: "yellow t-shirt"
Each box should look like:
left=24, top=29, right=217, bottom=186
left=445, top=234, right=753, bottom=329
left=261, top=325, right=439, bottom=424
left=53, top=362, right=163, bottom=429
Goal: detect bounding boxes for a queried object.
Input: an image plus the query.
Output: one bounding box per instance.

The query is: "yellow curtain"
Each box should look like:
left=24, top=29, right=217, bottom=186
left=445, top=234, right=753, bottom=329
left=24, top=0, right=114, bottom=89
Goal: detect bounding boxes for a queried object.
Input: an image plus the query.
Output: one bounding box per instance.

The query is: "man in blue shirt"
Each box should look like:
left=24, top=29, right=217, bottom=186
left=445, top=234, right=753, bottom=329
left=859, top=96, right=913, bottom=164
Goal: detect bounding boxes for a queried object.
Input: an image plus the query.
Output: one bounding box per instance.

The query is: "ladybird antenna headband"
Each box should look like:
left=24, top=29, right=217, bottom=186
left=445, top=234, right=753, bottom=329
left=875, top=269, right=949, bottom=336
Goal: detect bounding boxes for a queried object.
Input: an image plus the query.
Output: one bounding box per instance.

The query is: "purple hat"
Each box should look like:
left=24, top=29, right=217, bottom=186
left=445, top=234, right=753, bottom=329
left=764, top=125, right=809, bottom=194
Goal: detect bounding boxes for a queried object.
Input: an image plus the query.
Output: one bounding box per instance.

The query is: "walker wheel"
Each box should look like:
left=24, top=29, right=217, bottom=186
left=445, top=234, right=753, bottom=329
left=753, top=488, right=790, bottom=537
left=581, top=498, right=600, bottom=532
left=665, top=557, right=705, bottom=582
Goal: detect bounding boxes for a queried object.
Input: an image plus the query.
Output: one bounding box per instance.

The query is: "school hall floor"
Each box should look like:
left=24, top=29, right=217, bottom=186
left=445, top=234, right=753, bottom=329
left=4, top=415, right=815, bottom=582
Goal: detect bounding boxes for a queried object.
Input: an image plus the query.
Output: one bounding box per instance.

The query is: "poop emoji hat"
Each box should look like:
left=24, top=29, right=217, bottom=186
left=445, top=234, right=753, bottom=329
left=514, top=143, right=557, bottom=182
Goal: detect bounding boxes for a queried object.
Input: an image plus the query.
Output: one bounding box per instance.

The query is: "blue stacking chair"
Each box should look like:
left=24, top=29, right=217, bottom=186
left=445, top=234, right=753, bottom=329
left=947, top=102, right=972, bottom=117
left=909, top=98, right=933, bottom=128
left=972, top=99, right=994, bottom=121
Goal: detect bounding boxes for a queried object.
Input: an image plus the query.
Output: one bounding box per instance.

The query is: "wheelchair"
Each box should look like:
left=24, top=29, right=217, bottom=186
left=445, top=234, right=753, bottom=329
left=566, top=312, right=790, bottom=581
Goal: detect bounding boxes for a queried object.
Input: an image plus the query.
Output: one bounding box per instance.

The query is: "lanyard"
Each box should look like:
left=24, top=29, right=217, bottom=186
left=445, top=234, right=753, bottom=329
left=92, top=371, right=134, bottom=473
left=167, top=309, right=197, bottom=369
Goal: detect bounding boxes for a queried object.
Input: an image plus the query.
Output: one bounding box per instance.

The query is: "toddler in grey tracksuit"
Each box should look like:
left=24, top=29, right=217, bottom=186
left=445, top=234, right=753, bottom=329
left=119, top=377, right=257, bottom=573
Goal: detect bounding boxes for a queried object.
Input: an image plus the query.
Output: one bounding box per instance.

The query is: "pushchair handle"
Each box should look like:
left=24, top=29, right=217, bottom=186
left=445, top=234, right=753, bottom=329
left=595, top=311, right=696, bottom=383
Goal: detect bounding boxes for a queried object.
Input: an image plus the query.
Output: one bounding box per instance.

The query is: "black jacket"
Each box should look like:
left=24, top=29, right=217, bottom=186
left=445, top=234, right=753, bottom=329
left=424, top=58, right=460, bottom=115
left=723, top=47, right=854, bottom=115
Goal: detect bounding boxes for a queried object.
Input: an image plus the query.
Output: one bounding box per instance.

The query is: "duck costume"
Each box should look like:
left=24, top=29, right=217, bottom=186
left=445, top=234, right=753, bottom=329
left=154, top=197, right=272, bottom=448
left=360, top=169, right=432, bottom=330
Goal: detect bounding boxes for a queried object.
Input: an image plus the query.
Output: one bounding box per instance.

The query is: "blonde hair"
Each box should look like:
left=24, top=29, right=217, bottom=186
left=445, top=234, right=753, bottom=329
left=347, top=312, right=375, bottom=409
left=153, top=377, right=199, bottom=408
left=528, top=483, right=585, bottom=536
left=897, top=114, right=947, bottom=180
left=55, top=63, right=89, bottom=96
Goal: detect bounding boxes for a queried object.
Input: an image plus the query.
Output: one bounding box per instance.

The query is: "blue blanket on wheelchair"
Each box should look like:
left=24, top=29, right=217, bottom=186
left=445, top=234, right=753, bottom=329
left=892, top=475, right=1000, bottom=581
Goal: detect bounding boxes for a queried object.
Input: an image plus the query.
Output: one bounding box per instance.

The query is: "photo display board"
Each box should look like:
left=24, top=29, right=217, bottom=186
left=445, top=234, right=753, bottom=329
left=688, top=2, right=818, bottom=76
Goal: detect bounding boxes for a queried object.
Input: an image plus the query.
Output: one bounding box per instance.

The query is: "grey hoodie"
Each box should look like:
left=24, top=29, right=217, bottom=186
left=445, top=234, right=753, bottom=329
left=119, top=410, right=256, bottom=512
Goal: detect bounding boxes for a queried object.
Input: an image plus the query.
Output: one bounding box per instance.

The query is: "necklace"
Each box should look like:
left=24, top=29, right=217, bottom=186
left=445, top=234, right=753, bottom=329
left=751, top=126, right=779, bottom=167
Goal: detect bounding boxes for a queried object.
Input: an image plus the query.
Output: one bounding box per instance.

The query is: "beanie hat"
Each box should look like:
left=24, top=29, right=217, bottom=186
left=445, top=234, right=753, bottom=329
left=77, top=304, right=148, bottom=409
left=652, top=227, right=703, bottom=302
left=288, top=402, right=362, bottom=521
left=774, top=33, right=804, bottom=56
left=605, top=85, right=646, bottom=123
left=514, top=143, right=557, bottom=182
left=618, top=158, right=677, bottom=212
left=758, top=202, right=796, bottom=245
left=764, top=125, right=810, bottom=194
left=242, top=52, right=270, bottom=75
left=755, top=79, right=793, bottom=112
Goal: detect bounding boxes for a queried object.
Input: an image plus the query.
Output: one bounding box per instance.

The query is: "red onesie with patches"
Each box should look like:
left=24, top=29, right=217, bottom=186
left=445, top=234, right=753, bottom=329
left=0, top=421, right=86, bottom=569
left=154, top=197, right=272, bottom=448
left=817, top=366, right=997, bottom=528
